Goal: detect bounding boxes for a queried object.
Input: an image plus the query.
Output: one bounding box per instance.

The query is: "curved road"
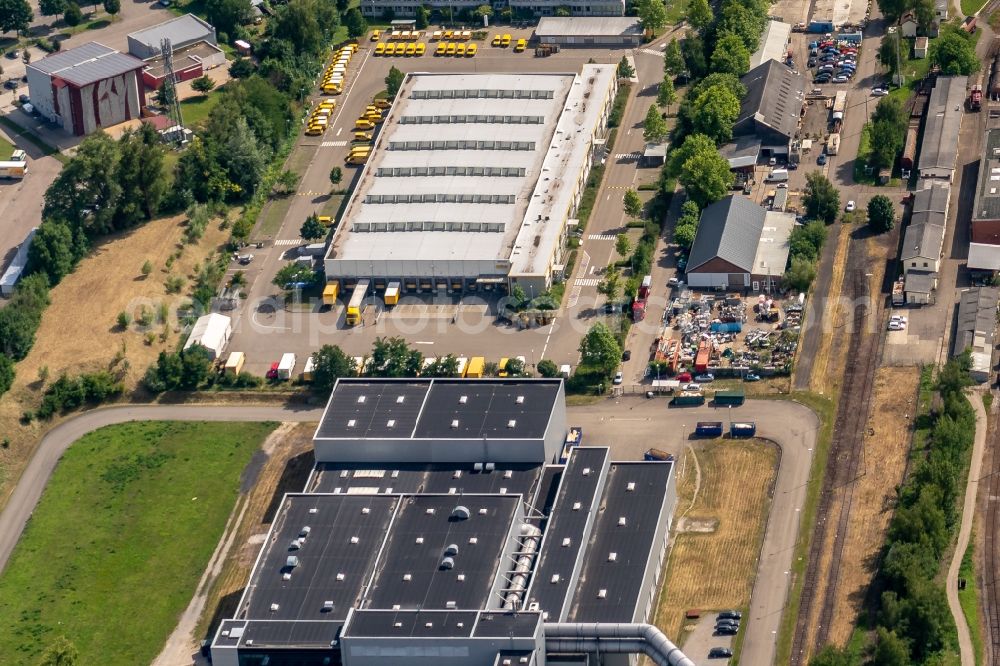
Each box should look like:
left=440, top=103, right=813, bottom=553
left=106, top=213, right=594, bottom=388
left=0, top=398, right=816, bottom=666
left=0, top=404, right=324, bottom=575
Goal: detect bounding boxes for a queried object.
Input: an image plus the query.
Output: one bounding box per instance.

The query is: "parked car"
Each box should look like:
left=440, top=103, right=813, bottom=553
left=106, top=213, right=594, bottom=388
left=17, top=94, right=29, bottom=105
left=888, top=320, right=905, bottom=331
left=237, top=253, right=254, bottom=265
left=814, top=74, right=832, bottom=84
left=708, top=647, right=734, bottom=659
left=833, top=75, right=849, bottom=83
left=845, top=200, right=856, bottom=212
left=683, top=383, right=702, bottom=392
left=266, top=362, right=279, bottom=379
left=676, top=372, right=693, bottom=383
left=695, top=373, right=715, bottom=383
left=5, top=50, right=19, bottom=59
left=787, top=162, right=798, bottom=170
left=613, top=371, right=623, bottom=385
left=622, top=350, right=632, bottom=361
left=818, top=64, right=834, bottom=72
left=817, top=153, right=827, bottom=165
left=3, top=79, right=18, bottom=90
left=807, top=58, right=817, bottom=67
left=744, top=373, right=761, bottom=382
left=716, top=625, right=738, bottom=636
left=872, top=87, right=889, bottom=96
left=718, top=610, right=743, bottom=620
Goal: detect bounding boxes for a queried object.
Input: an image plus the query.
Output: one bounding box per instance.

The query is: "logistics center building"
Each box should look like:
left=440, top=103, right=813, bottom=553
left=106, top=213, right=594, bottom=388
left=324, top=67, right=618, bottom=297
left=212, top=378, right=688, bottom=666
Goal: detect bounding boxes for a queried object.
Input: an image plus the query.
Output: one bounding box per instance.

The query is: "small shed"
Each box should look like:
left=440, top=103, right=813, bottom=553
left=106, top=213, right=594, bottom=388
left=641, top=142, right=667, bottom=167
left=914, top=36, right=928, bottom=59
left=184, top=313, right=232, bottom=359
left=901, top=13, right=918, bottom=38
left=904, top=269, right=936, bottom=305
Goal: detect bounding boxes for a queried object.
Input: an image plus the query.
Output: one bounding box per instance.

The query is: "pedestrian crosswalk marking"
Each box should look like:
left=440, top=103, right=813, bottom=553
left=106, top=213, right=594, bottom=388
left=615, top=151, right=642, bottom=161
left=321, top=140, right=348, bottom=147
left=274, top=239, right=300, bottom=246
left=640, top=48, right=665, bottom=57
left=575, top=278, right=601, bottom=287
left=587, top=233, right=617, bottom=241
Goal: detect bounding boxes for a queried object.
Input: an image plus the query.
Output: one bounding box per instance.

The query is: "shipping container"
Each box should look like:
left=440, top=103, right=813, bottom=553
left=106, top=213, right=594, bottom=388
left=644, top=448, right=675, bottom=461
left=638, top=274, right=652, bottom=299
left=322, top=283, right=339, bottom=306
left=714, top=388, right=746, bottom=406
left=224, top=351, right=245, bottom=376
left=671, top=392, right=706, bottom=407
left=709, top=321, right=742, bottom=333
left=730, top=422, right=757, bottom=438
left=695, top=340, right=712, bottom=372
left=277, top=353, right=297, bottom=380
left=695, top=421, right=724, bottom=437
left=466, top=356, right=485, bottom=378
left=345, top=279, right=369, bottom=326
left=826, top=132, right=840, bottom=156
left=0, top=161, right=27, bottom=179
left=632, top=299, right=646, bottom=321
left=385, top=281, right=400, bottom=305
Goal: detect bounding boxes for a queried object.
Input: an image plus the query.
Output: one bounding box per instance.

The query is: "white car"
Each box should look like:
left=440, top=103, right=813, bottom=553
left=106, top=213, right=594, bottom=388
left=888, top=321, right=905, bottom=331
left=613, top=372, right=623, bottom=385
left=872, top=87, right=889, bottom=96
left=845, top=200, right=856, bottom=212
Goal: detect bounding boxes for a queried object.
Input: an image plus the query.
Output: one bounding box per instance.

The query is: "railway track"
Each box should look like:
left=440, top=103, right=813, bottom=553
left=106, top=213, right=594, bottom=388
left=984, top=416, right=1000, bottom=663
left=790, top=246, right=889, bottom=664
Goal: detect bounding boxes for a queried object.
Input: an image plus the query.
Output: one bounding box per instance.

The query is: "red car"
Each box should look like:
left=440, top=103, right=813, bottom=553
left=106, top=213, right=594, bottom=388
left=266, top=362, right=279, bottom=379
left=676, top=372, right=693, bottom=383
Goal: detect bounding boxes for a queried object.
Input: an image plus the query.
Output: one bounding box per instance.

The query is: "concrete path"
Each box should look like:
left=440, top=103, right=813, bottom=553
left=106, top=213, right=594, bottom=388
left=0, top=404, right=323, bottom=575
left=947, top=391, right=988, bottom=666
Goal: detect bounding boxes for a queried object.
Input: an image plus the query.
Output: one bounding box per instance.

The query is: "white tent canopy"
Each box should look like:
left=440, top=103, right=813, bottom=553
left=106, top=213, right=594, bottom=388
left=184, top=313, right=232, bottom=359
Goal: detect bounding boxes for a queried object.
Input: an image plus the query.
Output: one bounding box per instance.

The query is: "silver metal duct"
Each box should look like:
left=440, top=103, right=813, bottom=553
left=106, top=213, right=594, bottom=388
left=544, top=623, right=696, bottom=666
left=503, top=523, right=542, bottom=609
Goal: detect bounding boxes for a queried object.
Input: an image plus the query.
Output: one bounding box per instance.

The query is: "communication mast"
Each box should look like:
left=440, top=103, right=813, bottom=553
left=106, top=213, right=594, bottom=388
left=160, top=37, right=185, bottom=143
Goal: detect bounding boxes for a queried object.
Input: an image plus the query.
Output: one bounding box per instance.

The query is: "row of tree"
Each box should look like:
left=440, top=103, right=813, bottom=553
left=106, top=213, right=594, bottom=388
left=812, top=357, right=975, bottom=665
left=0, top=274, right=49, bottom=398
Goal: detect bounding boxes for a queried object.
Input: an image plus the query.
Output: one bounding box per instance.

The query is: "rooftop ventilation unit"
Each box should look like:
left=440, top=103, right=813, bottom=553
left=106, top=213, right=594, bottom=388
left=440, top=556, right=455, bottom=570
left=300, top=526, right=311, bottom=537
left=458, top=573, right=466, bottom=581
left=507, top=420, right=517, bottom=428
left=479, top=508, right=488, bottom=515
left=392, top=604, right=401, bottom=610
left=562, top=538, right=571, bottom=547
left=394, top=622, right=403, bottom=628
left=453, top=470, right=462, bottom=479
left=627, top=482, right=636, bottom=491
left=396, top=395, right=405, bottom=403
left=416, top=537, right=425, bottom=544
left=618, top=517, right=627, bottom=526
left=608, top=552, right=617, bottom=562
left=459, top=395, right=468, bottom=403
left=598, top=589, right=607, bottom=598
left=444, top=543, right=459, bottom=556
left=350, top=536, right=359, bottom=544
left=474, top=463, right=484, bottom=471
left=286, top=556, right=299, bottom=568
left=270, top=603, right=280, bottom=612
left=451, top=505, right=471, bottom=520
left=361, top=507, right=370, bottom=514
left=485, top=462, right=495, bottom=472
left=504, top=470, right=513, bottom=479
left=308, top=507, right=318, bottom=514
left=387, top=419, right=396, bottom=428
left=336, top=573, right=345, bottom=581
left=551, top=574, right=560, bottom=584
left=583, top=468, right=591, bottom=476
left=403, top=574, right=412, bottom=581
left=516, top=395, right=525, bottom=404
left=446, top=601, right=457, bottom=609
left=323, top=601, right=334, bottom=612
left=282, top=573, right=291, bottom=581
left=426, top=508, right=436, bottom=515
left=469, top=537, right=478, bottom=545
left=347, top=419, right=356, bottom=428
left=425, top=622, right=434, bottom=628
left=451, top=419, right=460, bottom=429
left=357, top=395, right=366, bottom=403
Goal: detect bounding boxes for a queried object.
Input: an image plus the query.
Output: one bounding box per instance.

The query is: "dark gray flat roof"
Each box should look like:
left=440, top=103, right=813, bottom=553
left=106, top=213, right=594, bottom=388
left=315, top=378, right=561, bottom=441
left=953, top=287, right=999, bottom=356
left=233, top=619, right=342, bottom=648
left=364, top=494, right=519, bottom=611
left=688, top=196, right=767, bottom=274
left=526, top=448, right=608, bottom=619
left=919, top=76, right=967, bottom=174
left=242, top=494, right=397, bottom=623
left=912, top=182, right=950, bottom=215
left=570, top=462, right=673, bottom=622
left=311, top=462, right=543, bottom=498
left=473, top=610, right=541, bottom=638
left=737, top=59, right=806, bottom=141
left=973, top=128, right=1000, bottom=222
left=345, top=609, right=478, bottom=638
left=497, top=650, right=537, bottom=666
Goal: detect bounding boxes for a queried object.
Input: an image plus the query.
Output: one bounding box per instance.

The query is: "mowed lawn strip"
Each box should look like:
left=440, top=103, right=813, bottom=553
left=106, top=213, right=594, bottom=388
left=0, top=420, right=277, bottom=665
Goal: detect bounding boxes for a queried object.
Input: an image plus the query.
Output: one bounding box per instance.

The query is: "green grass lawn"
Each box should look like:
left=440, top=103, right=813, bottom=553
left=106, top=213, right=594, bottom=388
left=180, top=90, right=223, bottom=128
left=959, top=533, right=985, bottom=665
left=0, top=135, right=14, bottom=160
left=0, top=421, right=277, bottom=665
left=962, top=0, right=988, bottom=15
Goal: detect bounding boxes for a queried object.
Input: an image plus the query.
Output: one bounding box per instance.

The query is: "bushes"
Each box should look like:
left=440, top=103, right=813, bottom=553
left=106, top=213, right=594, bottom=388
left=35, top=372, right=124, bottom=420
left=608, top=82, right=632, bottom=128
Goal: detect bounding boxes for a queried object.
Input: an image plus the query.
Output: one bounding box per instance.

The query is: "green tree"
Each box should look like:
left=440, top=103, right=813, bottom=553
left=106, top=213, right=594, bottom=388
left=175, top=137, right=233, bottom=204
left=272, top=0, right=323, bottom=54
left=803, top=171, right=841, bottom=224
left=676, top=137, right=732, bottom=208
left=870, top=119, right=902, bottom=170
left=344, top=8, right=368, bottom=38
left=876, top=0, right=906, bottom=21
left=474, top=3, right=493, bottom=17
left=39, top=0, right=67, bottom=21
left=505, top=357, right=526, bottom=377
left=872, top=628, right=910, bottom=666
left=415, top=5, right=429, bottom=28
left=0, top=0, right=33, bottom=35
left=116, top=123, right=167, bottom=227
left=788, top=220, right=827, bottom=261
left=300, top=213, right=326, bottom=240
left=274, top=169, right=298, bottom=195
left=141, top=260, right=153, bottom=277
left=872, top=95, right=907, bottom=133
left=710, top=31, right=750, bottom=76
left=878, top=31, right=900, bottom=76
left=616, top=233, right=632, bottom=258
left=191, top=75, right=216, bottom=94
left=179, top=345, right=213, bottom=389
left=643, top=104, right=669, bottom=143
left=63, top=2, right=82, bottom=27
left=329, top=166, right=342, bottom=186
left=930, top=26, right=980, bottom=76
left=154, top=81, right=176, bottom=107
left=597, top=267, right=622, bottom=303
left=229, top=57, right=255, bottom=79
left=385, top=65, right=404, bottom=96
left=690, top=82, right=740, bottom=144
left=509, top=283, right=528, bottom=307
left=624, top=188, right=644, bottom=218
left=367, top=336, right=422, bottom=377
left=207, top=0, right=252, bottom=37
left=116, top=310, right=131, bottom=329
left=617, top=56, right=635, bottom=78
left=636, top=0, right=668, bottom=33
left=28, top=221, right=78, bottom=286
left=913, top=0, right=935, bottom=33
left=664, top=40, right=685, bottom=77
left=273, top=262, right=316, bottom=289
left=220, top=117, right=270, bottom=197
left=657, top=74, right=677, bottom=108
left=784, top=256, right=817, bottom=291
left=718, top=1, right=764, bottom=50
left=673, top=221, right=697, bottom=248
left=36, top=636, right=78, bottom=666
left=686, top=0, right=713, bottom=32
left=423, top=354, right=461, bottom=377
left=0, top=354, right=14, bottom=398
left=537, top=359, right=559, bottom=377
left=808, top=644, right=852, bottom=666
left=579, top=322, right=622, bottom=375
left=868, top=194, right=896, bottom=233
left=311, top=344, right=356, bottom=392
left=681, top=31, right=708, bottom=79
left=103, top=0, right=119, bottom=18
left=44, top=132, right=122, bottom=236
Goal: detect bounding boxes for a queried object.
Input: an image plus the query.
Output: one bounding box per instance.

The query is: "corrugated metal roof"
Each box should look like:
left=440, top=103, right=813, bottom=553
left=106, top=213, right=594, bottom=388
left=912, top=182, right=950, bottom=214
left=919, top=75, right=967, bottom=174
left=749, top=20, right=791, bottom=69
left=127, top=13, right=215, bottom=51
left=535, top=17, right=642, bottom=37
left=901, top=222, right=945, bottom=261
left=688, top=196, right=766, bottom=273
left=28, top=42, right=143, bottom=86
left=737, top=60, right=806, bottom=142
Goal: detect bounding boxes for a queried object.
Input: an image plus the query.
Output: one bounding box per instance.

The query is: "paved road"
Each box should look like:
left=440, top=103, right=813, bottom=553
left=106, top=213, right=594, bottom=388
left=567, top=396, right=819, bottom=666
left=948, top=391, right=988, bottom=666
left=0, top=404, right=323, bottom=575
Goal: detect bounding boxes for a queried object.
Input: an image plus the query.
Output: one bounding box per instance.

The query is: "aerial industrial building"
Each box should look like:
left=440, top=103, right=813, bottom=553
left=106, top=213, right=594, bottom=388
left=324, top=67, right=618, bottom=298
left=212, top=378, right=687, bottom=666
left=918, top=75, right=966, bottom=181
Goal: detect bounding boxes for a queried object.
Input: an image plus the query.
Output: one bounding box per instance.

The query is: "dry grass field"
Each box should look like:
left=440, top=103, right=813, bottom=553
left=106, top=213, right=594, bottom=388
left=654, top=439, right=778, bottom=641
left=808, top=226, right=851, bottom=395
left=0, top=214, right=229, bottom=508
